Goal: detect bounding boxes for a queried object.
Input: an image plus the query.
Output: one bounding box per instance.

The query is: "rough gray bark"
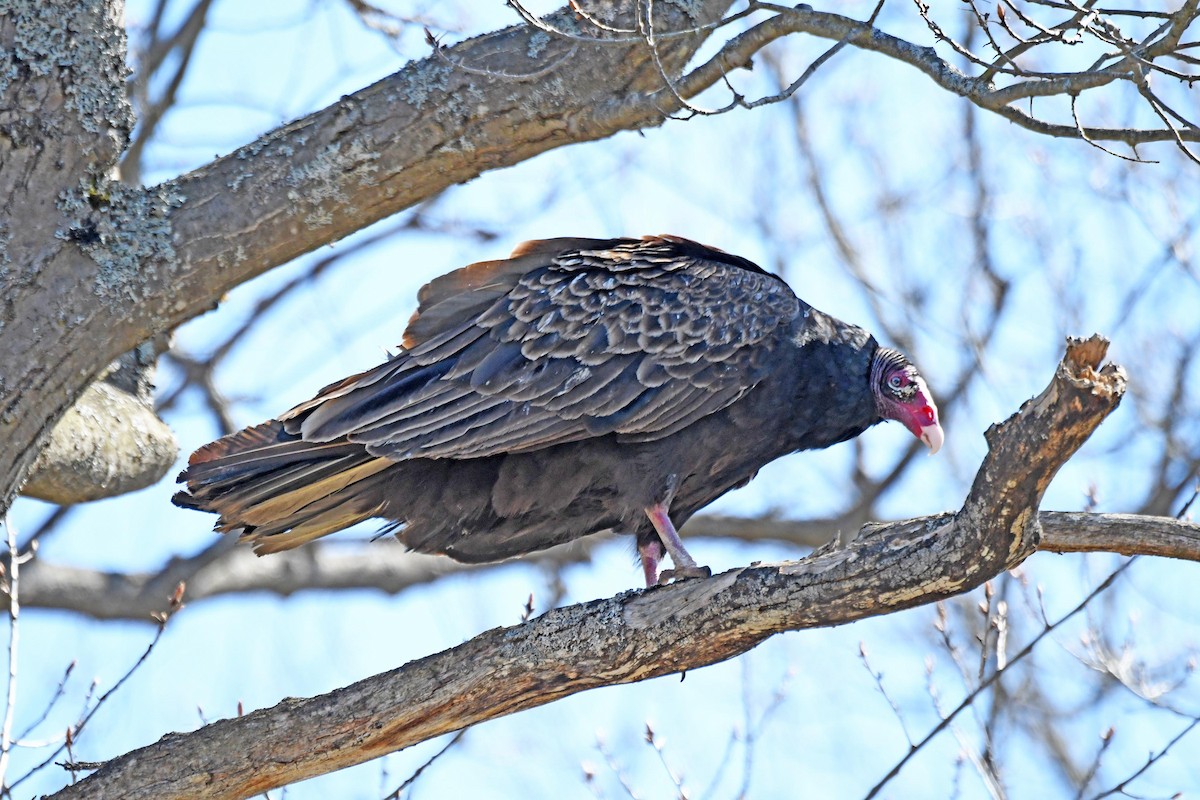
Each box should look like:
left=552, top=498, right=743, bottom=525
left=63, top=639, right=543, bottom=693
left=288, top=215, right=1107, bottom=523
left=0, top=0, right=135, bottom=505
left=46, top=336, right=1130, bottom=800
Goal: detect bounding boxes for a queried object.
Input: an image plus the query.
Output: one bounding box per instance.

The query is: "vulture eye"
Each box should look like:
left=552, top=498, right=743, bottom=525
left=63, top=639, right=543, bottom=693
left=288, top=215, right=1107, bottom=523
left=888, top=375, right=903, bottom=391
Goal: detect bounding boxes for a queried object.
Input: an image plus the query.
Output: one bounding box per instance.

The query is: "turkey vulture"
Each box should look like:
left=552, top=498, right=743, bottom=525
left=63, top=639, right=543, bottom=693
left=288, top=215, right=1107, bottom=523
left=175, top=236, right=942, bottom=586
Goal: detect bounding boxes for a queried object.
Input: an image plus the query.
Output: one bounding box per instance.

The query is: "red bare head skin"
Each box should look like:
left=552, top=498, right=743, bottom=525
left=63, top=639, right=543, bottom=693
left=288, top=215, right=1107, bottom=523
left=871, top=348, right=943, bottom=455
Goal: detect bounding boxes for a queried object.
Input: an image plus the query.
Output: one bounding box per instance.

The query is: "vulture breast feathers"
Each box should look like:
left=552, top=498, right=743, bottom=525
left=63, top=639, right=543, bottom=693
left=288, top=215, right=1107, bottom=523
left=175, top=236, right=943, bottom=585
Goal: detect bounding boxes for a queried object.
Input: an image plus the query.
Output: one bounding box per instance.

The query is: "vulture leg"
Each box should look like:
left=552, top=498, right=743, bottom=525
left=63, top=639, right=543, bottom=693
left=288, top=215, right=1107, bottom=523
left=637, top=537, right=665, bottom=588
left=645, top=503, right=712, bottom=585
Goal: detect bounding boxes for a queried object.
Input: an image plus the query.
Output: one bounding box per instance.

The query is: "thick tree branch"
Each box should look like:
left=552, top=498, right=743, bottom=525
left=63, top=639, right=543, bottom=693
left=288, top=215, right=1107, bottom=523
left=46, top=336, right=1130, bottom=799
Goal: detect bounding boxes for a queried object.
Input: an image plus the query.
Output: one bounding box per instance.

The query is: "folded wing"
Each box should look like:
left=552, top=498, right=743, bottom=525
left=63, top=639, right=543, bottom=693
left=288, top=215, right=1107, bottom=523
left=282, top=236, right=803, bottom=460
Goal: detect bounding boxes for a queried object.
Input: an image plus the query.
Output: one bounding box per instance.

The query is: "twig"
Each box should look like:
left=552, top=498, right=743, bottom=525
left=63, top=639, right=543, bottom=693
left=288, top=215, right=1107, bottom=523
left=14, top=660, right=75, bottom=745
left=425, top=26, right=579, bottom=81
left=1136, top=82, right=1200, bottom=166
left=859, top=642, right=916, bottom=747
left=1088, top=716, right=1200, bottom=799
left=1075, top=727, right=1116, bottom=800
left=596, top=732, right=642, bottom=800
left=503, top=0, right=766, bottom=46
left=0, top=515, right=20, bottom=792
left=644, top=722, right=688, bottom=799
left=864, top=559, right=1137, bottom=799
left=380, top=729, right=465, bottom=800
left=16, top=504, right=74, bottom=554
left=1070, top=93, right=1155, bottom=162
left=9, top=592, right=177, bottom=794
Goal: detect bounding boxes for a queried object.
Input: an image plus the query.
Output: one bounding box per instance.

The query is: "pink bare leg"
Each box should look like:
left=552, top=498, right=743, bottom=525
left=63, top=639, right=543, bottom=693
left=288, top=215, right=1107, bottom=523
left=645, top=503, right=711, bottom=584
left=638, top=538, right=664, bottom=587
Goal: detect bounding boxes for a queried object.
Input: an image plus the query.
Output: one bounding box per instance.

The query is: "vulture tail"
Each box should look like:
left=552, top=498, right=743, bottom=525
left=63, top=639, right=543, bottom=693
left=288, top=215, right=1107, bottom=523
left=173, top=420, right=394, bottom=555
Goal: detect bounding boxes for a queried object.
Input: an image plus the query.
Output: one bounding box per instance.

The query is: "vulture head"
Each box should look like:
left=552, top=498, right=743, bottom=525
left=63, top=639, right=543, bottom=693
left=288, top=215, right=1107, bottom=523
left=871, top=347, right=943, bottom=454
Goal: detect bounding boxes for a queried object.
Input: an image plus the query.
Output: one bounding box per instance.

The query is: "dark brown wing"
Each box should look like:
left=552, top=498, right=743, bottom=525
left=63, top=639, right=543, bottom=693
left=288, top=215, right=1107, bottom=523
left=282, top=236, right=802, bottom=460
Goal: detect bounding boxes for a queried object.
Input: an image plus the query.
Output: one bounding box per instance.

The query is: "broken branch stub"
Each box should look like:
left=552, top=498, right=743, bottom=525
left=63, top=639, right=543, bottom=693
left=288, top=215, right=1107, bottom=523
left=960, top=334, right=1128, bottom=575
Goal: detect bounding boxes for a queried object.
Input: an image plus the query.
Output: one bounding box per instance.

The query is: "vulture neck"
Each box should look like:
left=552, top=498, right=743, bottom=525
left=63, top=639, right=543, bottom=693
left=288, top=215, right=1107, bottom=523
left=779, top=312, right=880, bottom=454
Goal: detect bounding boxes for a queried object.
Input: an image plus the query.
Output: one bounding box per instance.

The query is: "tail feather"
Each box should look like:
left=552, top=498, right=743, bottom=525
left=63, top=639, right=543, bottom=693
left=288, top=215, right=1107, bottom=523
left=236, top=456, right=391, bottom=525
left=174, top=420, right=395, bottom=553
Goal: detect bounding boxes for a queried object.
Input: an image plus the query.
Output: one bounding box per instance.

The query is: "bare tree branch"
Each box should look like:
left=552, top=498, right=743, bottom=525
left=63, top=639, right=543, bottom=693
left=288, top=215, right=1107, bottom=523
left=43, top=336, right=1128, bottom=799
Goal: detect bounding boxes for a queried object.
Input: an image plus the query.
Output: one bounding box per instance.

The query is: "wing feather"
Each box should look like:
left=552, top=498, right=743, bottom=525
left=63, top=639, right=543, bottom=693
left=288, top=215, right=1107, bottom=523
left=287, top=236, right=802, bottom=460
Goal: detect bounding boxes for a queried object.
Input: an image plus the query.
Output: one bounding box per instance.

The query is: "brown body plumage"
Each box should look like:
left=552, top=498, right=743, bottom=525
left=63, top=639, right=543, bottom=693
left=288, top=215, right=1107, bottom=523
left=175, top=236, right=943, bottom=585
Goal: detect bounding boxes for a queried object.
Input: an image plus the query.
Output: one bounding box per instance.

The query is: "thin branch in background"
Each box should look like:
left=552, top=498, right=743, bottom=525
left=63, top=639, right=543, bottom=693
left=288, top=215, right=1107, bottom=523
left=341, top=0, right=451, bottom=40
left=980, top=578, right=1013, bottom=787
left=380, top=729, right=465, bottom=800
left=922, top=649, right=1006, bottom=800
left=697, top=727, right=739, bottom=800
left=160, top=209, right=496, bottom=434
left=768, top=54, right=962, bottom=521
left=962, top=92, right=1011, bottom=360
left=595, top=732, right=642, bottom=800
left=736, top=659, right=755, bottom=800
left=934, top=601, right=976, bottom=691
left=8, top=585, right=183, bottom=794
left=1073, top=726, right=1115, bottom=800
left=976, top=581, right=996, bottom=681
left=737, top=661, right=794, bottom=799
left=13, top=660, right=75, bottom=746
left=1088, top=715, right=1200, bottom=799
left=0, top=515, right=22, bottom=793
left=950, top=752, right=967, bottom=800
left=643, top=722, right=689, bottom=800
left=865, top=559, right=1137, bottom=799
left=16, top=504, right=74, bottom=555
left=122, top=0, right=217, bottom=184
left=993, top=598, right=1010, bottom=671
left=859, top=642, right=916, bottom=748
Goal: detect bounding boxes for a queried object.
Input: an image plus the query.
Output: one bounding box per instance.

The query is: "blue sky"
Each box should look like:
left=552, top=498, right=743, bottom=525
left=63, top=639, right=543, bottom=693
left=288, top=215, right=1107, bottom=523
left=8, top=2, right=1200, bottom=797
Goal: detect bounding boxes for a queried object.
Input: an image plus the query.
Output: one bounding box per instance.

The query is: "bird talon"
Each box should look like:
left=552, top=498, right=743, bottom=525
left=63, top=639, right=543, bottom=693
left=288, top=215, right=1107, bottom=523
left=657, top=565, right=712, bottom=585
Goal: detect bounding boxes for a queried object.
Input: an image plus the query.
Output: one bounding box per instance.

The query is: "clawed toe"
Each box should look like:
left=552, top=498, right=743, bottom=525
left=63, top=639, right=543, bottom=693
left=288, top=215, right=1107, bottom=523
left=657, top=565, right=712, bottom=585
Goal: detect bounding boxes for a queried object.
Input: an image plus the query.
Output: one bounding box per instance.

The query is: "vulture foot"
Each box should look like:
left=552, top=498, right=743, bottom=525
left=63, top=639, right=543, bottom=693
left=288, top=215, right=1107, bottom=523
left=657, top=565, right=713, bottom=584
left=643, top=502, right=710, bottom=586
